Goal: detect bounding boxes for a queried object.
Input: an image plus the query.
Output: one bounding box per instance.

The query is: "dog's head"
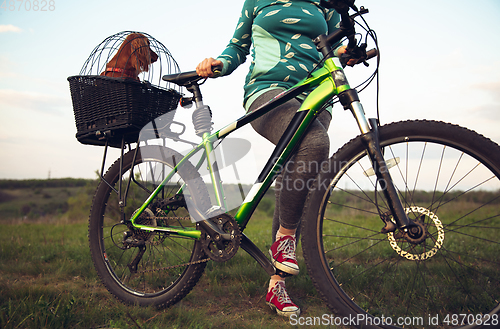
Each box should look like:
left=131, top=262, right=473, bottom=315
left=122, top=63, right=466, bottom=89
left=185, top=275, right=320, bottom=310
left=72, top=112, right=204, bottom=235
left=125, top=33, right=158, bottom=73
left=102, top=33, right=159, bottom=80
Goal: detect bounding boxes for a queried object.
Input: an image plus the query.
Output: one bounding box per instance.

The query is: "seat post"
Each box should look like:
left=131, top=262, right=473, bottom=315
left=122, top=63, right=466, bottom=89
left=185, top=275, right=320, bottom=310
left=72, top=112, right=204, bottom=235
left=186, top=83, right=203, bottom=105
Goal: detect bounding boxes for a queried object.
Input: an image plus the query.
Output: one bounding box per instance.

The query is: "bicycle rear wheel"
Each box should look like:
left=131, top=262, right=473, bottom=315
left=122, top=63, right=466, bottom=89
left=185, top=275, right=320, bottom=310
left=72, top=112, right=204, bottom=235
left=89, top=145, right=210, bottom=308
left=302, top=120, right=500, bottom=328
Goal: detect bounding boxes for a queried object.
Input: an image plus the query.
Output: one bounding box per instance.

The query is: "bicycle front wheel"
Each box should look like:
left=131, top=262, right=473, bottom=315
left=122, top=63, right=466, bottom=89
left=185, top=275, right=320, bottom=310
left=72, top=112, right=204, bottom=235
left=89, top=145, right=210, bottom=308
left=302, top=120, right=500, bottom=328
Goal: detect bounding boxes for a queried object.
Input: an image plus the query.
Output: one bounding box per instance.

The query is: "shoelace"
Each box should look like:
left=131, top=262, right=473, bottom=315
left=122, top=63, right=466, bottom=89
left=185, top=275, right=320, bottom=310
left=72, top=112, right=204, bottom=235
left=272, top=281, right=293, bottom=305
left=276, top=237, right=297, bottom=261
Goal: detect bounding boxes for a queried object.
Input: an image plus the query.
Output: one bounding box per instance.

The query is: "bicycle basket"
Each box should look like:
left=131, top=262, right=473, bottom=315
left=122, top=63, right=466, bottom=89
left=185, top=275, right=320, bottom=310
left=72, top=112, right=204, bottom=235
left=68, top=31, right=181, bottom=148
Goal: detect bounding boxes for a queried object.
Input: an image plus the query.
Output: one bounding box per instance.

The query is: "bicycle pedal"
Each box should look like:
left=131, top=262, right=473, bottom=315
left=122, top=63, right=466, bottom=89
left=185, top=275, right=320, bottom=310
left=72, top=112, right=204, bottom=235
left=274, top=269, right=294, bottom=278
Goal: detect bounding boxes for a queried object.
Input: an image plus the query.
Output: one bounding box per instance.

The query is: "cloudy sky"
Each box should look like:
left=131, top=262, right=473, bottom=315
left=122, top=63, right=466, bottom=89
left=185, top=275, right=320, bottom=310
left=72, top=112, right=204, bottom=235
left=1, top=0, right=499, bottom=181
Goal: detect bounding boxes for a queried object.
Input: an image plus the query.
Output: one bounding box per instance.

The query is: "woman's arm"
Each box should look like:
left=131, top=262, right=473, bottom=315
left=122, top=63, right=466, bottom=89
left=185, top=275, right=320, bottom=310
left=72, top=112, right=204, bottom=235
left=196, top=0, right=255, bottom=78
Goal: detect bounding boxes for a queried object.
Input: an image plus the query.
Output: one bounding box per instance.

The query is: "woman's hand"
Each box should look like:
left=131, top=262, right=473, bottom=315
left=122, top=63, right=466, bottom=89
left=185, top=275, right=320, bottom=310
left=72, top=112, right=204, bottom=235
left=196, top=57, right=223, bottom=78
left=336, top=46, right=360, bottom=67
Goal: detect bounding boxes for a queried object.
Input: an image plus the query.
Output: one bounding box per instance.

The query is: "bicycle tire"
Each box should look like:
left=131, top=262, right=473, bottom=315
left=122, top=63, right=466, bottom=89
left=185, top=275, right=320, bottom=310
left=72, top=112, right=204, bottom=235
left=302, top=120, right=500, bottom=328
left=89, top=145, right=210, bottom=308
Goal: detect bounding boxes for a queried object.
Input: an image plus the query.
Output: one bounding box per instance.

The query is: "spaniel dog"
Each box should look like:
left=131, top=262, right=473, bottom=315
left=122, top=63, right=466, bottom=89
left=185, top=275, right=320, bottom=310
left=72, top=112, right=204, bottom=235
left=101, top=33, right=158, bottom=80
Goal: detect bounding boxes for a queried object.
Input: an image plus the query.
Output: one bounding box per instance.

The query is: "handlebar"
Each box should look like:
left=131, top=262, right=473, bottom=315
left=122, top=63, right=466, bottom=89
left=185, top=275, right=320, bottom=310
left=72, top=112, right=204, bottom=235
left=366, top=48, right=378, bottom=60
left=341, top=46, right=378, bottom=67
left=212, top=65, right=223, bottom=78
left=314, top=2, right=377, bottom=67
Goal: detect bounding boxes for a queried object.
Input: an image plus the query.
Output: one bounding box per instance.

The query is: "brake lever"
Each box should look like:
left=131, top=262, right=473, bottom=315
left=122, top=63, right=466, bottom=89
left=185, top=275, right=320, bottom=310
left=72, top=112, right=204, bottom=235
left=340, top=43, right=369, bottom=67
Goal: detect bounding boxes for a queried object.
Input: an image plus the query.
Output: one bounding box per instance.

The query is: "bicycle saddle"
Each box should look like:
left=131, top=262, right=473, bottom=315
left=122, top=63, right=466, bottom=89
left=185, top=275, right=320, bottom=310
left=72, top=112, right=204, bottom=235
left=162, top=71, right=203, bottom=87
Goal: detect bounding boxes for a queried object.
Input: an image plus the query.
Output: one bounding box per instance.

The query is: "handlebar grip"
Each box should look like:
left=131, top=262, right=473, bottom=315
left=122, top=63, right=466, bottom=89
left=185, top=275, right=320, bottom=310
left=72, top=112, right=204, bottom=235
left=366, top=48, right=378, bottom=60
left=340, top=47, right=378, bottom=67
left=212, top=64, right=223, bottom=78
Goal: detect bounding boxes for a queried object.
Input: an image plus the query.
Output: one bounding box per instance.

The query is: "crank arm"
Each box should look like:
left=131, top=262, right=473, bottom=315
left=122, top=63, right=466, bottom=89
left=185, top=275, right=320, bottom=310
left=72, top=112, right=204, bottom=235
left=188, top=204, right=233, bottom=241
left=198, top=219, right=232, bottom=241
left=240, top=234, right=276, bottom=276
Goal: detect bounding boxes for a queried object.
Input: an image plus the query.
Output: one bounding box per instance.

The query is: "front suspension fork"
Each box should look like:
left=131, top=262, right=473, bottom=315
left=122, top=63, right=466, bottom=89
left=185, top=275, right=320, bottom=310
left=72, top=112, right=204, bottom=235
left=340, top=89, right=413, bottom=232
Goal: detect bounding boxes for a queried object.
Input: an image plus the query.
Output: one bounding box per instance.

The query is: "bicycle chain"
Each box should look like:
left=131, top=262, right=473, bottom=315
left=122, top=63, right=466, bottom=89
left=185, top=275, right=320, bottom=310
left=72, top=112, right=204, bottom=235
left=137, top=257, right=210, bottom=274
left=145, top=216, right=190, bottom=221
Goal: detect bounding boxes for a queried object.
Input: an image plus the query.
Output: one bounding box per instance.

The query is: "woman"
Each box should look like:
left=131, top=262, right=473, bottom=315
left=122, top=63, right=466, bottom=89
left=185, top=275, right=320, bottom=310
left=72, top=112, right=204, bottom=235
left=197, top=0, right=349, bottom=317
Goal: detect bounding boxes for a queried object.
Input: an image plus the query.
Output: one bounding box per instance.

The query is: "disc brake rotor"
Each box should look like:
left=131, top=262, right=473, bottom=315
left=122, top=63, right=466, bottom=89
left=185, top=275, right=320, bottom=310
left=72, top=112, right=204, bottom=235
left=387, top=206, right=445, bottom=261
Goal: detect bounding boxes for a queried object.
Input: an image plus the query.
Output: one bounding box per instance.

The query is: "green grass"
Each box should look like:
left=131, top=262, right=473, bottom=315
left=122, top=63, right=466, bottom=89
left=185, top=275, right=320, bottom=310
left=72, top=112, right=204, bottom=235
left=322, top=189, right=500, bottom=326
left=1, top=181, right=498, bottom=328
left=0, top=178, right=97, bottom=221
left=0, top=200, right=334, bottom=329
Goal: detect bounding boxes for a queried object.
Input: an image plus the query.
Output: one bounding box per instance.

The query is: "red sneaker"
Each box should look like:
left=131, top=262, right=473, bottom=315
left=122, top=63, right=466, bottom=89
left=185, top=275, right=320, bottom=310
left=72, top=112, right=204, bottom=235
left=266, top=281, right=300, bottom=317
left=269, top=235, right=299, bottom=276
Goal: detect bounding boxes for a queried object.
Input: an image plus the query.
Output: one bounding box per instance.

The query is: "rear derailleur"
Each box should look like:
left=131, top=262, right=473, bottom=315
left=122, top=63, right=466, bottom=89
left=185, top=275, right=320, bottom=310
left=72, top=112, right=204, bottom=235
left=119, top=195, right=189, bottom=250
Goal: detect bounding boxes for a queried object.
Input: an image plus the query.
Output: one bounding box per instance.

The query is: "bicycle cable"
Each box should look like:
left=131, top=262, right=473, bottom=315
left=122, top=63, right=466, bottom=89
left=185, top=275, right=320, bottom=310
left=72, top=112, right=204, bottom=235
left=355, top=12, right=381, bottom=123
left=309, top=7, right=380, bottom=122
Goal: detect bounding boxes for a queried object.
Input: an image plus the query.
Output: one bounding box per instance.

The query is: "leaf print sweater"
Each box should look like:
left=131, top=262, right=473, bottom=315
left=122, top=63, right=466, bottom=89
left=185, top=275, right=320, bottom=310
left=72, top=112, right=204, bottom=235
left=216, top=0, right=341, bottom=110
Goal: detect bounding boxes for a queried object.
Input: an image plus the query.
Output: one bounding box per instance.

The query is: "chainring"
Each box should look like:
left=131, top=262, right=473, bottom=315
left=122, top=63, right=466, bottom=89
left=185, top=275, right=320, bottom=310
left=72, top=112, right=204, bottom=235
left=200, top=213, right=241, bottom=262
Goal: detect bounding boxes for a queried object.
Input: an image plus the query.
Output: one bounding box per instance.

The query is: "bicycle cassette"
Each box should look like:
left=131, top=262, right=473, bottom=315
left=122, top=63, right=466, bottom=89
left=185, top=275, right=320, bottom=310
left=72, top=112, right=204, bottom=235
left=199, top=213, right=241, bottom=262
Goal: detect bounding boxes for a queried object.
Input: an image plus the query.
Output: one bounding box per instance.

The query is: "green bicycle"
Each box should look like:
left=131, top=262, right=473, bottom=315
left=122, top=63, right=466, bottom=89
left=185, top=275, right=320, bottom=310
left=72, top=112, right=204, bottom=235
left=87, top=1, right=500, bottom=328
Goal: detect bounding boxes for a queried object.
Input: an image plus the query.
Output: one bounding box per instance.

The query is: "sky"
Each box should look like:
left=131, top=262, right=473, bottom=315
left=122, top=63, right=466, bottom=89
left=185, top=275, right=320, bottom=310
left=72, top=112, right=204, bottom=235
left=1, top=0, right=499, bottom=181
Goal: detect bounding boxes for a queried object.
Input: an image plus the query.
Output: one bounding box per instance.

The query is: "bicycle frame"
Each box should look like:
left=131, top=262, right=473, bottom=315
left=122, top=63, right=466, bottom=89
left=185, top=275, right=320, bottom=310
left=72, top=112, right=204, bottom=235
left=85, top=4, right=500, bottom=319
left=128, top=57, right=343, bottom=230
left=125, top=52, right=412, bottom=260
left=117, top=8, right=416, bottom=274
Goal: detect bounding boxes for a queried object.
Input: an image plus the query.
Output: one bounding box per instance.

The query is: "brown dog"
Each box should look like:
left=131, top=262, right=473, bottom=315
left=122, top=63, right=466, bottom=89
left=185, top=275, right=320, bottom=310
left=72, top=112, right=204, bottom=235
left=101, top=33, right=158, bottom=80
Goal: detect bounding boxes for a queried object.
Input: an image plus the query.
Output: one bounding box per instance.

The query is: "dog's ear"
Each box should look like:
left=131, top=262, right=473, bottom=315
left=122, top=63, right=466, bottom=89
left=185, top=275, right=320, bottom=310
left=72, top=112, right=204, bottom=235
left=130, top=33, right=151, bottom=72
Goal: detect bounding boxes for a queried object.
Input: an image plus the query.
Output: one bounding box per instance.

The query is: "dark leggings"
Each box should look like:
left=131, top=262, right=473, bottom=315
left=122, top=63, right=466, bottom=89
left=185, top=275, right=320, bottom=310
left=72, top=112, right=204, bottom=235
left=248, top=89, right=332, bottom=243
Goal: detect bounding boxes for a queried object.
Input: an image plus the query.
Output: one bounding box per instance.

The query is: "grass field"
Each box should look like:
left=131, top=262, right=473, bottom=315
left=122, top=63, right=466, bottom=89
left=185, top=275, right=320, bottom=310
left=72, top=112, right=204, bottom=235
left=1, top=180, right=498, bottom=328
left=0, top=218, right=337, bottom=329
left=0, top=180, right=333, bottom=329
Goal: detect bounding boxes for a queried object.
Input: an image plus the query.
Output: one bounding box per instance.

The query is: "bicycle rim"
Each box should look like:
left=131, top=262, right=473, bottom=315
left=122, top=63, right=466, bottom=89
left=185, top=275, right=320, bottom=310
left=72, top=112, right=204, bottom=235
left=89, top=146, right=210, bottom=307
left=303, top=120, right=500, bottom=328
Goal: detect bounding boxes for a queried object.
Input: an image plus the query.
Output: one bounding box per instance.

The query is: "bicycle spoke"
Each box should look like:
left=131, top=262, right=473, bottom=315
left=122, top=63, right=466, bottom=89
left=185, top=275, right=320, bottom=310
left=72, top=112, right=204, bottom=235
left=90, top=146, right=210, bottom=303
left=438, top=246, right=497, bottom=307
left=308, top=125, right=500, bottom=327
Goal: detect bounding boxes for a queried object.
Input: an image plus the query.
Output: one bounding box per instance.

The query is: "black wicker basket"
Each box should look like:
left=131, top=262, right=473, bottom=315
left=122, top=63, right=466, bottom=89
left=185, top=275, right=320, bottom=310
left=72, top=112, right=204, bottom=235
left=69, top=31, right=181, bottom=148
left=68, top=75, right=181, bottom=147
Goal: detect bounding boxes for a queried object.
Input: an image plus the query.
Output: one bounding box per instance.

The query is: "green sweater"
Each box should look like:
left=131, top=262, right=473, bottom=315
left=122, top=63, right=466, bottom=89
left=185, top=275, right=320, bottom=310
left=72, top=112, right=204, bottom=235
left=217, top=0, right=341, bottom=110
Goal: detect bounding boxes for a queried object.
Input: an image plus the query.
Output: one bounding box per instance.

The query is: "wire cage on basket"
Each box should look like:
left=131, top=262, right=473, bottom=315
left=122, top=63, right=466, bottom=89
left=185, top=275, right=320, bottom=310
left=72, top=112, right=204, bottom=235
left=68, top=31, right=182, bottom=148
